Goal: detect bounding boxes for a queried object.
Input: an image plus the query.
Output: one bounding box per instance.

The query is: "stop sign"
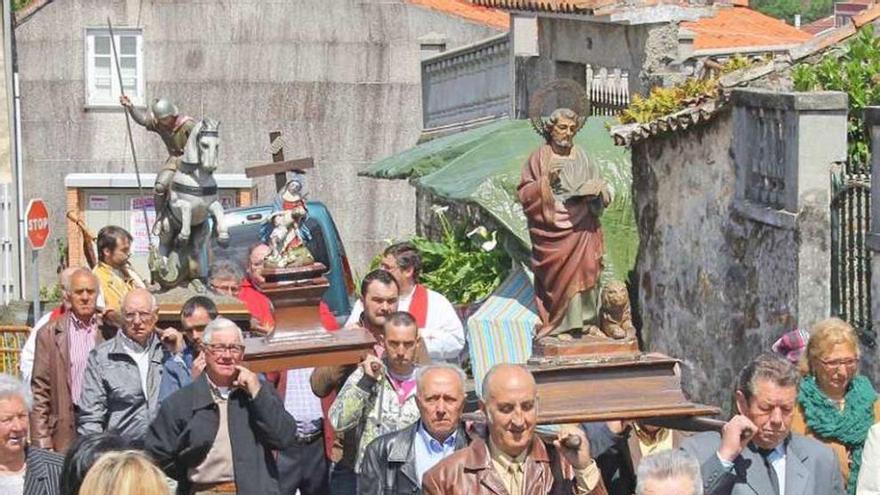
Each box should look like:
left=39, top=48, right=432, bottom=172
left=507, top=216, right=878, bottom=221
left=25, top=199, right=50, bottom=250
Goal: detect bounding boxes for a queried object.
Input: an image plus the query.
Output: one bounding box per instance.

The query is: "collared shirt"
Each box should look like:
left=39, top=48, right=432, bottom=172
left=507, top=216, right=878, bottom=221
left=765, top=443, right=787, bottom=495
left=488, top=437, right=601, bottom=495
left=633, top=424, right=674, bottom=458
left=718, top=441, right=787, bottom=495
left=489, top=437, right=528, bottom=495
left=68, top=314, right=98, bottom=405
left=283, top=367, right=323, bottom=436
left=92, top=262, right=145, bottom=313
left=118, top=332, right=154, bottom=399
left=414, top=421, right=458, bottom=485
left=189, top=378, right=234, bottom=484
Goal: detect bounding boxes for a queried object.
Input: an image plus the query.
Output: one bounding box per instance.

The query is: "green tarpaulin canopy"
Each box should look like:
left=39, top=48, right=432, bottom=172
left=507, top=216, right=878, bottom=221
left=361, top=118, right=637, bottom=280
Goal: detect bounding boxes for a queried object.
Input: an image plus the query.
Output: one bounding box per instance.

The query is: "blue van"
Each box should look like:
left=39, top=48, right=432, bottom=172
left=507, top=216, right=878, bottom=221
left=210, top=201, right=355, bottom=326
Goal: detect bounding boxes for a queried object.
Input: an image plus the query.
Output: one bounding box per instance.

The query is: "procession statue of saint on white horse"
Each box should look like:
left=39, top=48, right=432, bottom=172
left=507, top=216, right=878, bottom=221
left=149, top=117, right=229, bottom=290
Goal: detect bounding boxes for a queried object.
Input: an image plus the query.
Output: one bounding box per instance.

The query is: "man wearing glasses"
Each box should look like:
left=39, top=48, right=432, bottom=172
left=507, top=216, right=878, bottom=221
left=209, top=258, right=274, bottom=335
left=158, top=296, right=218, bottom=400
left=76, top=288, right=168, bottom=445
left=146, top=317, right=298, bottom=495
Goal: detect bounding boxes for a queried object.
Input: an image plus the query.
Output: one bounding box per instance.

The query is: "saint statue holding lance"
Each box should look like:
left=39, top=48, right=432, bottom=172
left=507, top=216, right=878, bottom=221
left=119, top=95, right=196, bottom=233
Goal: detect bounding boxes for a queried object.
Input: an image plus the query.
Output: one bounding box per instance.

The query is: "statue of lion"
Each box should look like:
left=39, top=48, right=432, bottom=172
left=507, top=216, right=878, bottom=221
left=600, top=280, right=636, bottom=340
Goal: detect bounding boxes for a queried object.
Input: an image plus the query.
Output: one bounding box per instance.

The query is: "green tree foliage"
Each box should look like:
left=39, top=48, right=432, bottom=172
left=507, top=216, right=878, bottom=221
left=13, top=0, right=32, bottom=11
left=793, top=25, right=880, bottom=166
left=751, top=0, right=832, bottom=25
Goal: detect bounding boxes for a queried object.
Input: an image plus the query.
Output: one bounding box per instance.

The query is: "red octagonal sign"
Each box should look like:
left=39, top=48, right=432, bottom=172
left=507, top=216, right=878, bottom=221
left=26, top=199, right=50, bottom=250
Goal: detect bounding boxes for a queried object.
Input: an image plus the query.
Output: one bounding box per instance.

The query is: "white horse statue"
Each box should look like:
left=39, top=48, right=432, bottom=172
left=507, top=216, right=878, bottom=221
left=150, top=117, right=228, bottom=289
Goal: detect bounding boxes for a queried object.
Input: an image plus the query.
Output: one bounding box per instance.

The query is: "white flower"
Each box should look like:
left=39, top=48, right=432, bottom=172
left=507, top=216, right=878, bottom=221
left=481, top=231, right=498, bottom=252
left=467, top=226, right=489, bottom=239
left=430, top=205, right=449, bottom=215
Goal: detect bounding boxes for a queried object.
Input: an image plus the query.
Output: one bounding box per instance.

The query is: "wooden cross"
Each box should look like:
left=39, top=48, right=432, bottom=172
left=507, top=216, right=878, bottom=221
left=245, top=131, right=314, bottom=192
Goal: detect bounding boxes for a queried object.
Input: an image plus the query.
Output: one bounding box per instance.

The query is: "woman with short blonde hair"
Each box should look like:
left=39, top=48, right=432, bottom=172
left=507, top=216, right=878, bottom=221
left=77, top=450, right=168, bottom=495
left=792, top=317, right=878, bottom=495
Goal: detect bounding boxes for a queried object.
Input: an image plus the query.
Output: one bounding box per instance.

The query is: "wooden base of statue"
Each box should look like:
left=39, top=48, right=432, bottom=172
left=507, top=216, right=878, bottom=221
left=526, top=351, right=719, bottom=424
left=259, top=263, right=329, bottom=333
left=243, top=263, right=376, bottom=372
left=244, top=327, right=376, bottom=373
left=155, top=287, right=251, bottom=330
left=533, top=334, right=639, bottom=358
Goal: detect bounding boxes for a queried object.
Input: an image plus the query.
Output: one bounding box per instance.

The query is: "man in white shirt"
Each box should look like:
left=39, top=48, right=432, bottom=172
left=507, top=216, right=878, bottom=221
left=681, top=354, right=844, bottom=495
left=345, top=242, right=464, bottom=363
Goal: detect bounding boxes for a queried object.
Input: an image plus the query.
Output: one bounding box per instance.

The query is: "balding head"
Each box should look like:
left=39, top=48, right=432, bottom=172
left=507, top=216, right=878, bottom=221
left=121, top=288, right=158, bottom=345
left=416, top=364, right=466, bottom=442
left=480, top=364, right=538, bottom=458
left=65, top=268, right=99, bottom=320
left=60, top=267, right=86, bottom=292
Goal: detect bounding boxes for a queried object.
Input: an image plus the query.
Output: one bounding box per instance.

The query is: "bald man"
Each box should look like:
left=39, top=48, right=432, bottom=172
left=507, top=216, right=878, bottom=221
left=422, top=364, right=607, bottom=495
left=77, top=288, right=168, bottom=443
left=30, top=268, right=117, bottom=452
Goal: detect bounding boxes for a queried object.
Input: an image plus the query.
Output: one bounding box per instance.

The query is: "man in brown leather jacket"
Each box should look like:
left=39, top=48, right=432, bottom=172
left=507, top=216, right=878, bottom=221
left=29, top=268, right=117, bottom=452
left=422, top=364, right=607, bottom=495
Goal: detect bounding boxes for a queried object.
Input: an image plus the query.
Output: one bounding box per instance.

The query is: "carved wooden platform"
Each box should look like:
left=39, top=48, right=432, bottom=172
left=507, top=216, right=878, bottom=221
left=525, top=354, right=719, bottom=424
left=243, top=327, right=376, bottom=372
left=259, top=263, right=329, bottom=332
left=533, top=335, right=639, bottom=358
left=155, top=287, right=251, bottom=330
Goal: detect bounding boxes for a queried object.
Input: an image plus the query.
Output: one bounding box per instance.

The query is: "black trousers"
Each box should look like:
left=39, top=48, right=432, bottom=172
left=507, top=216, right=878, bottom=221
left=277, top=434, right=329, bottom=495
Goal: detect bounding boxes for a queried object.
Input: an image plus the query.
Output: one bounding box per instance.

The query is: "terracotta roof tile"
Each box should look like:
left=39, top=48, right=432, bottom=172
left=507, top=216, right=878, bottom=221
left=801, top=15, right=836, bottom=36
left=853, top=4, right=880, bottom=26
left=682, top=7, right=812, bottom=50
left=408, top=0, right=510, bottom=29
left=468, top=0, right=615, bottom=14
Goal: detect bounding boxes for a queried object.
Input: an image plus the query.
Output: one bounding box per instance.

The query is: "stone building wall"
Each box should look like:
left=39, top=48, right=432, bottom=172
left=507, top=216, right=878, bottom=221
left=632, top=90, right=846, bottom=411
left=13, top=0, right=502, bottom=284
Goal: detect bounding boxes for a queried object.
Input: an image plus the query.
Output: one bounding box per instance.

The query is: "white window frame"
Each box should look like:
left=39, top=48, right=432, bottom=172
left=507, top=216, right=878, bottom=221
left=84, top=27, right=145, bottom=108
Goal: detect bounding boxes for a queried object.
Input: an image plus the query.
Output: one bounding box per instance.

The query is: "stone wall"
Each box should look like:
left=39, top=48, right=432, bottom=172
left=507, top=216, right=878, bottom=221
left=13, top=0, right=502, bottom=284
left=513, top=17, right=678, bottom=119
left=421, top=33, right=510, bottom=129
left=632, top=89, right=846, bottom=411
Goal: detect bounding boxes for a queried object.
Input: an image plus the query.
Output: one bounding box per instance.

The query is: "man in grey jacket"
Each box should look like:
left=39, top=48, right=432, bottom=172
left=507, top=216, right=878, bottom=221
left=360, top=363, right=470, bottom=495
left=681, top=353, right=844, bottom=495
left=76, top=288, right=167, bottom=444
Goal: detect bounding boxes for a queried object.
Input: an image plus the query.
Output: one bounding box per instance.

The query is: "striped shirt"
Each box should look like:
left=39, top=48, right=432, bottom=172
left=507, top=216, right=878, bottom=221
left=68, top=314, right=98, bottom=405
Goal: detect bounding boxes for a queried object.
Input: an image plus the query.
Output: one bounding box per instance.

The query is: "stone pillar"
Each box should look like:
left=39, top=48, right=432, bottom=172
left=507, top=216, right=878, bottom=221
left=731, top=89, right=848, bottom=328
left=865, top=108, right=880, bottom=334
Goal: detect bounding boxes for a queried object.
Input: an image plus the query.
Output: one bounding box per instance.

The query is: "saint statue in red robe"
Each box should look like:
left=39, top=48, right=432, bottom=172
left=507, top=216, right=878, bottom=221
left=518, top=108, right=613, bottom=340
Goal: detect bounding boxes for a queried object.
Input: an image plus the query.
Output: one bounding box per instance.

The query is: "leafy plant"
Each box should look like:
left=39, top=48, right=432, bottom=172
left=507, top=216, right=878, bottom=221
left=751, top=0, right=832, bottom=26
left=619, top=77, right=719, bottom=124
left=414, top=207, right=510, bottom=305
left=39, top=283, right=62, bottom=302
left=793, top=25, right=880, bottom=167
left=371, top=206, right=511, bottom=305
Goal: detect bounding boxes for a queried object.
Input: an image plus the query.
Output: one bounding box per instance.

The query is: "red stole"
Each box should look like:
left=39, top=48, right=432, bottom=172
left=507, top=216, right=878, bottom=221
left=409, top=284, right=429, bottom=328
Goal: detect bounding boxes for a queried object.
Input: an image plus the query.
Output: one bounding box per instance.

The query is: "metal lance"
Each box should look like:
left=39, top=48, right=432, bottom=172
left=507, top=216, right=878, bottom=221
left=107, top=18, right=153, bottom=253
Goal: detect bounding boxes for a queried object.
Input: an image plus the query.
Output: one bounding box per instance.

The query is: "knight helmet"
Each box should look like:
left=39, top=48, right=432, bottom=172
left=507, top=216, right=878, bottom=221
left=150, top=98, right=179, bottom=120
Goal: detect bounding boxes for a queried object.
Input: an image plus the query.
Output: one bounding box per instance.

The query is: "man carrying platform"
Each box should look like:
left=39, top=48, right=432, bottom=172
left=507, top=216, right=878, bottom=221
left=345, top=243, right=464, bottom=363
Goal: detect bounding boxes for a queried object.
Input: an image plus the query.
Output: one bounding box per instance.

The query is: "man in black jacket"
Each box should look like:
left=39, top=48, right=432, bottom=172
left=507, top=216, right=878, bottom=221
left=360, top=363, right=469, bottom=495
left=145, top=318, right=297, bottom=495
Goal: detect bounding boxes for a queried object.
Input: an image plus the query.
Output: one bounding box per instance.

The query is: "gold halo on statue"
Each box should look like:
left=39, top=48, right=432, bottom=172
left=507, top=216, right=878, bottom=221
left=528, top=79, right=591, bottom=140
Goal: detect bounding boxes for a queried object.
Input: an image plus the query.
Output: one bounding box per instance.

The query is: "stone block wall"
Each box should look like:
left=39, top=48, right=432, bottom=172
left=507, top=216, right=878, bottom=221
left=632, top=89, right=846, bottom=411
left=13, top=0, right=502, bottom=285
